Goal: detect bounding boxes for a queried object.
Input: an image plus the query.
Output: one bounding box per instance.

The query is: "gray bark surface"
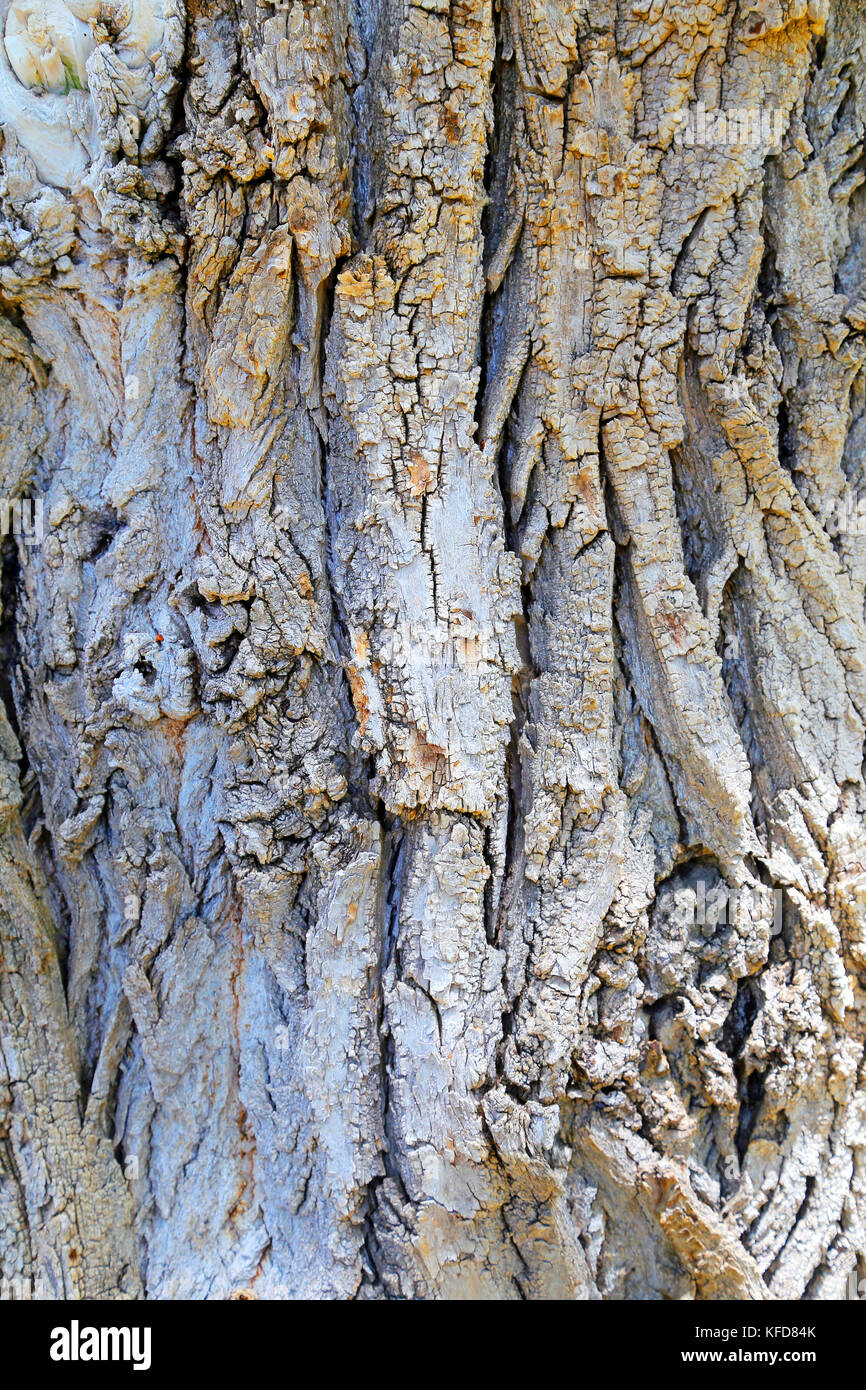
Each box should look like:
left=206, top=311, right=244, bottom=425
left=0, top=0, right=865, bottom=1300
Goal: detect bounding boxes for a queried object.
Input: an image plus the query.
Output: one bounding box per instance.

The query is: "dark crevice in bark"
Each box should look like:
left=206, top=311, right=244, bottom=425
left=812, top=31, right=827, bottom=77
left=477, top=4, right=516, bottom=459
left=155, top=1, right=191, bottom=246
left=350, top=0, right=384, bottom=251
left=317, top=284, right=367, bottom=794
left=418, top=490, right=439, bottom=619
left=671, top=207, right=711, bottom=299
left=356, top=811, right=407, bottom=1298
left=167, top=3, right=197, bottom=376
left=755, top=209, right=801, bottom=496
left=775, top=390, right=795, bottom=477
left=357, top=1189, right=388, bottom=1298
left=476, top=3, right=531, bottom=969
left=0, top=536, right=27, bottom=771
left=378, top=814, right=405, bottom=972
left=320, top=393, right=368, bottom=783
left=763, top=1173, right=817, bottom=1288
left=715, top=565, right=771, bottom=829
left=721, top=975, right=765, bottom=1163
left=735, top=1065, right=766, bottom=1164
left=607, top=523, right=689, bottom=857
left=481, top=819, right=497, bottom=947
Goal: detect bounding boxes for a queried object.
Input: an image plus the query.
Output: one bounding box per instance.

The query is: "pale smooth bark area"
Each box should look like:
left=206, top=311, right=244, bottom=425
left=0, top=0, right=865, bottom=1300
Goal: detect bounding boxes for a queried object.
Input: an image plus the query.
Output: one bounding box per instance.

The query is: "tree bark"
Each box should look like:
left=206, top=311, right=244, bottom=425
left=0, top=0, right=864, bottom=1300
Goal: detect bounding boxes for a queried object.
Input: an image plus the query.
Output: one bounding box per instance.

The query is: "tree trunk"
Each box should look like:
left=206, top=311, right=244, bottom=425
left=0, top=0, right=864, bottom=1301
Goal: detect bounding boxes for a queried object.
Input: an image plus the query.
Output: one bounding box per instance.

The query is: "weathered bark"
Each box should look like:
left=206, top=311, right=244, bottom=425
left=0, top=0, right=864, bottom=1300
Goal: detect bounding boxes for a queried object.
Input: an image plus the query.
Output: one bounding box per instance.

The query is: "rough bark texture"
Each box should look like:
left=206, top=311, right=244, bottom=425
left=0, top=0, right=865, bottom=1301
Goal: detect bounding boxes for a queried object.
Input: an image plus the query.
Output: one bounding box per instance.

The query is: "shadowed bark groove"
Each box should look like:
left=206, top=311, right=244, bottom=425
left=0, top=0, right=864, bottom=1300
